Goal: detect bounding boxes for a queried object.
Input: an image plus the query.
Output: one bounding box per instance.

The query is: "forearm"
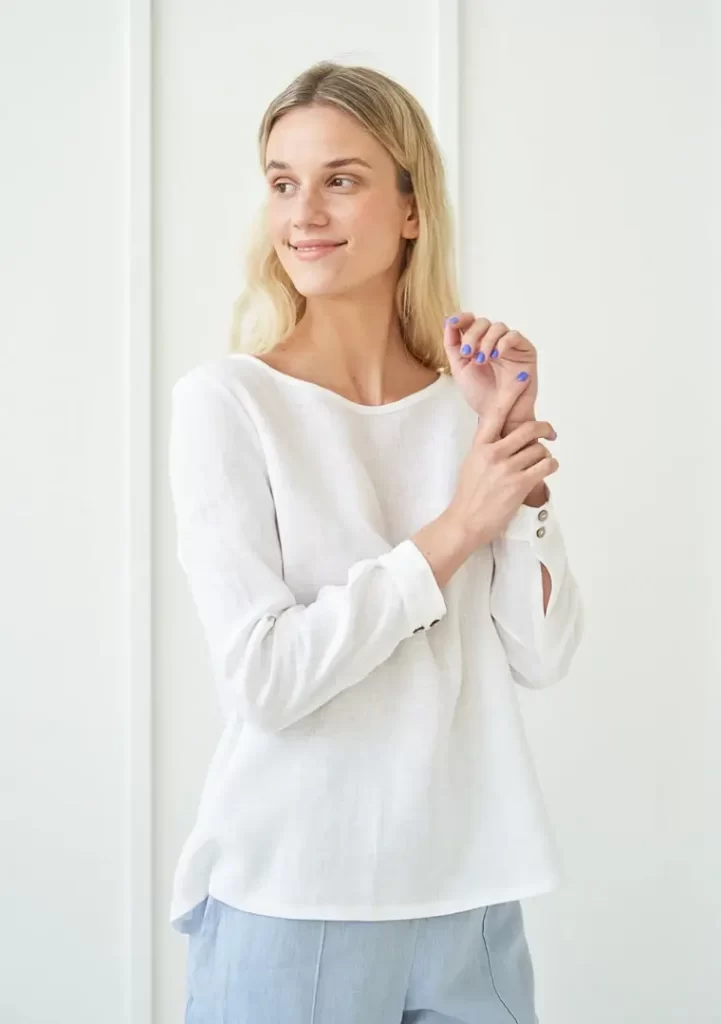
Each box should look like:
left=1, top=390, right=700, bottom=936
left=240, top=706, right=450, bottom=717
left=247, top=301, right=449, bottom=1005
left=521, top=482, right=552, bottom=613
left=503, top=409, right=552, bottom=611
left=489, top=502, right=582, bottom=688
left=411, top=509, right=476, bottom=589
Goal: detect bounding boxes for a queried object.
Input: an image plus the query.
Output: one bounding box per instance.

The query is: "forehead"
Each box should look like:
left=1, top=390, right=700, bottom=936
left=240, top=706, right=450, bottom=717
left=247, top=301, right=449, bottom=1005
left=265, top=105, right=390, bottom=171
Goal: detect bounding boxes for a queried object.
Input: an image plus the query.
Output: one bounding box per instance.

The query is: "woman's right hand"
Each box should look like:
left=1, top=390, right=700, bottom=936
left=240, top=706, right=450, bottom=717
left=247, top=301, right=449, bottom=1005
left=447, top=410, right=558, bottom=552
left=411, top=400, right=558, bottom=588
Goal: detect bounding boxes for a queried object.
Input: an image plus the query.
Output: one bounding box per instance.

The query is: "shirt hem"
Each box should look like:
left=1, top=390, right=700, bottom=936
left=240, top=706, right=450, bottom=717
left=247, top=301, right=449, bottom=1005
left=171, top=873, right=562, bottom=927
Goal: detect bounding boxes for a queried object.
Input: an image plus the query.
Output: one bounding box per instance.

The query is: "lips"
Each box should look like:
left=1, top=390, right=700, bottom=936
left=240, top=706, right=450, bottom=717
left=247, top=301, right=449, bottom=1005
left=289, top=241, right=346, bottom=251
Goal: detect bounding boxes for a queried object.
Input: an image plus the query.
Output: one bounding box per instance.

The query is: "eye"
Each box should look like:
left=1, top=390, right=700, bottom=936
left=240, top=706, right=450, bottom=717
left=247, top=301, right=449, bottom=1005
left=269, top=176, right=356, bottom=195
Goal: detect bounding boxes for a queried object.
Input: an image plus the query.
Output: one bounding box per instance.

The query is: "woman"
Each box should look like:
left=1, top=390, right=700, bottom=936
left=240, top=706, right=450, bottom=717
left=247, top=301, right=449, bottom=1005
left=169, top=61, right=583, bottom=1024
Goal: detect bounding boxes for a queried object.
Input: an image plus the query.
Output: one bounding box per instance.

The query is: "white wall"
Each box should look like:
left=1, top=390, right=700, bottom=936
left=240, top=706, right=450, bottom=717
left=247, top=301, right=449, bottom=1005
left=2, top=2, right=716, bottom=1023
left=0, top=3, right=135, bottom=1023
left=461, top=3, right=717, bottom=1019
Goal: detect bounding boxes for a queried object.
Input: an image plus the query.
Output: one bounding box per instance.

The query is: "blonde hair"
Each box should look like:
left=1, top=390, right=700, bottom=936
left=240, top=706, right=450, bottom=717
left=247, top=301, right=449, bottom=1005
left=230, top=61, right=460, bottom=372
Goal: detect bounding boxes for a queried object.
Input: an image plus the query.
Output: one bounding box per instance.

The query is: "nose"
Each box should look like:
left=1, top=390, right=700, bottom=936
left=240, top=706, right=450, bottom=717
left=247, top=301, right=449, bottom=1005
left=291, top=183, right=330, bottom=231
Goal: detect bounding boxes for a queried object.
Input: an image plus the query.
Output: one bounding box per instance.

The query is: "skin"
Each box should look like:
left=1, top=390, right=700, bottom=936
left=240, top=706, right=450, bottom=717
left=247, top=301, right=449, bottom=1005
left=260, top=103, right=554, bottom=610
left=262, top=103, right=436, bottom=405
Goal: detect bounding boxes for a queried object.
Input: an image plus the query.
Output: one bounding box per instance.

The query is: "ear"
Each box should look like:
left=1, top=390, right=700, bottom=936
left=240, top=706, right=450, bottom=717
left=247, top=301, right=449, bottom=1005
left=401, top=196, right=419, bottom=241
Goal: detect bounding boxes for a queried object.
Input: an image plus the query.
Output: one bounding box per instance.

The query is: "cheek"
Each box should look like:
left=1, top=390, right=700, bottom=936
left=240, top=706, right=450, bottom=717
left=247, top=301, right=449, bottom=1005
left=347, top=196, right=402, bottom=252
left=267, top=203, right=286, bottom=243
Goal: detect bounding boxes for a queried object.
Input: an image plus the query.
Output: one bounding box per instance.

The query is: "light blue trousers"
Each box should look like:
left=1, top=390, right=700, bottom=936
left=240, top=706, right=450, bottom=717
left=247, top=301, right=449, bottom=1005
left=178, top=895, right=538, bottom=1023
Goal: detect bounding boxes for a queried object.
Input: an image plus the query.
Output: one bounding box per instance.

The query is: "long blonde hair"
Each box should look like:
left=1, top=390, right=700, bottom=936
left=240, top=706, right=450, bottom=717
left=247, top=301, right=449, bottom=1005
left=230, top=62, right=460, bottom=372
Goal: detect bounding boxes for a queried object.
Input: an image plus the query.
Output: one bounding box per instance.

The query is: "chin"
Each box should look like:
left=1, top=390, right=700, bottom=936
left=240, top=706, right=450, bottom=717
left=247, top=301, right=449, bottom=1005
left=284, top=268, right=357, bottom=299
left=292, top=280, right=350, bottom=299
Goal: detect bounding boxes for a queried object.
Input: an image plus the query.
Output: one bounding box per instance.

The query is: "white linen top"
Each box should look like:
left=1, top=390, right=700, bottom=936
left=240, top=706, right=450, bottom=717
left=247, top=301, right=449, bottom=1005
left=167, top=353, right=583, bottom=925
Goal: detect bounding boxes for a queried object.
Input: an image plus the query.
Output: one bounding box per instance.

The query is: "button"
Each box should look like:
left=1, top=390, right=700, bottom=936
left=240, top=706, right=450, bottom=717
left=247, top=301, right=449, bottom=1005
left=538, top=509, right=549, bottom=522
left=429, top=619, right=440, bottom=627
left=536, top=526, right=546, bottom=538
left=413, top=626, right=424, bottom=634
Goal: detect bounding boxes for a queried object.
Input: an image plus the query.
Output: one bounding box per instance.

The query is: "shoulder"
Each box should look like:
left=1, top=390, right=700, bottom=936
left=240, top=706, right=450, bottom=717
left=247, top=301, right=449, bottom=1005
left=171, top=353, right=266, bottom=403
left=169, top=355, right=274, bottom=468
left=170, top=354, right=284, bottom=432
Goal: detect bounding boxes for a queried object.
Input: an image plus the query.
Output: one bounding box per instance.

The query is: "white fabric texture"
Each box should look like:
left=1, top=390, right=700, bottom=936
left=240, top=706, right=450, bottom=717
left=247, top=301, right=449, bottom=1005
left=167, top=354, right=584, bottom=924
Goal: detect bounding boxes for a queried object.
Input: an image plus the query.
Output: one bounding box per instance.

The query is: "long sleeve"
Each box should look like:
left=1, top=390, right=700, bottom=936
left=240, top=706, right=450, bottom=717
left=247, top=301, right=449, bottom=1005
left=168, top=369, right=448, bottom=732
left=489, top=496, right=583, bottom=689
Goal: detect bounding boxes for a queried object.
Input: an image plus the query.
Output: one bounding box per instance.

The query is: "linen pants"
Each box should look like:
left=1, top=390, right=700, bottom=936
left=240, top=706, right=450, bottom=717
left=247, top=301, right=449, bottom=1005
left=178, top=895, right=538, bottom=1023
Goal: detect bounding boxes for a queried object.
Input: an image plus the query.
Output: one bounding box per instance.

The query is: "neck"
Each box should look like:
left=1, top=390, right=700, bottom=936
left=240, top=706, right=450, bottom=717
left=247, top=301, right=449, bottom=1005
left=291, top=281, right=424, bottom=406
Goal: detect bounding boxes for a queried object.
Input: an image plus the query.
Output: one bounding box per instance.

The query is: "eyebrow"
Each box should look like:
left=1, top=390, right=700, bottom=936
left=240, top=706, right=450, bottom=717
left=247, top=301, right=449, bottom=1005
left=264, top=157, right=372, bottom=174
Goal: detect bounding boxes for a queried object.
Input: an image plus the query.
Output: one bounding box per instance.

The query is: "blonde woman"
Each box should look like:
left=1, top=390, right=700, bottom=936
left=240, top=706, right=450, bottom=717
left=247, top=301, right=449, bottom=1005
left=169, top=61, right=583, bottom=1024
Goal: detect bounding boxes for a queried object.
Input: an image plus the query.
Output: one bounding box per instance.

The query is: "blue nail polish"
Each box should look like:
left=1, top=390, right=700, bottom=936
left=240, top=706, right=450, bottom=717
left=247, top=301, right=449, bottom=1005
left=517, top=371, right=529, bottom=382
left=449, top=316, right=460, bottom=324
left=491, top=348, right=499, bottom=359
left=475, top=351, right=485, bottom=364
left=461, top=344, right=472, bottom=356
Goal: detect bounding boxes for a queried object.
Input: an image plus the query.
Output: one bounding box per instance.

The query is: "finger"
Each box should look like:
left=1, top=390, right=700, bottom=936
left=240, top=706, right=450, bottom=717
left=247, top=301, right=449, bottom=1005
left=443, top=312, right=478, bottom=370
left=458, top=317, right=492, bottom=363
left=508, top=441, right=551, bottom=472
left=498, top=419, right=556, bottom=456
left=491, top=329, right=533, bottom=364
left=521, top=455, right=559, bottom=487
left=477, top=321, right=510, bottom=365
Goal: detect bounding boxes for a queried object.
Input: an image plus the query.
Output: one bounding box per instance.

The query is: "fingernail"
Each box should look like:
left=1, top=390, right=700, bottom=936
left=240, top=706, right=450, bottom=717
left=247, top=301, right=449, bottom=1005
left=461, top=344, right=472, bottom=355
left=475, top=352, right=485, bottom=364
left=448, top=316, right=460, bottom=324
left=491, top=348, right=499, bottom=359
left=516, top=371, right=529, bottom=381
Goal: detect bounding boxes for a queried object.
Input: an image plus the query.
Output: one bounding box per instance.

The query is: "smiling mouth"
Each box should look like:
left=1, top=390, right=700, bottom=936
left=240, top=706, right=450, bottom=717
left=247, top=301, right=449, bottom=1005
left=289, top=242, right=347, bottom=251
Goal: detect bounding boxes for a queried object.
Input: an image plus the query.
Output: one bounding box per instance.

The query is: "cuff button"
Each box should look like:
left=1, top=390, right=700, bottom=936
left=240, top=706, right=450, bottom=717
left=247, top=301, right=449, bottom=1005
left=429, top=619, right=440, bottom=627
left=413, top=626, right=424, bottom=634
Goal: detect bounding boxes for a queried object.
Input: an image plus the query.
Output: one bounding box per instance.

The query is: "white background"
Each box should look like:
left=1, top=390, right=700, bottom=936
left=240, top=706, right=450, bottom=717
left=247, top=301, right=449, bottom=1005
left=1, top=2, right=717, bottom=1023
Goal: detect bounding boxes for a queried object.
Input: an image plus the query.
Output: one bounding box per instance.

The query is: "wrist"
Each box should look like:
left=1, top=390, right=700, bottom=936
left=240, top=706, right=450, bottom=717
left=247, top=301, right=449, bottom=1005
left=501, top=414, right=536, bottom=438
left=523, top=482, right=550, bottom=508
left=438, top=506, right=478, bottom=558
left=411, top=513, right=467, bottom=589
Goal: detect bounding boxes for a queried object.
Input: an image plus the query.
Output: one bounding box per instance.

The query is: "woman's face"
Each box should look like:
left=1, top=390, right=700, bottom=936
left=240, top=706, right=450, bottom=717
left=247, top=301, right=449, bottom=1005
left=265, top=104, right=418, bottom=300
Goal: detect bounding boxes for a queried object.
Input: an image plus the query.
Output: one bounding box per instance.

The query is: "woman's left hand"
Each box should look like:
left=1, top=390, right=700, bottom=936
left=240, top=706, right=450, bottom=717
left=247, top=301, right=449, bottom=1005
left=443, top=314, right=538, bottom=432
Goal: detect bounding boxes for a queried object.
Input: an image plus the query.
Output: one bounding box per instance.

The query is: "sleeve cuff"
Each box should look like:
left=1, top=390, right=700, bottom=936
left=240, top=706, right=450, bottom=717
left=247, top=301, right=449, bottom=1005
left=378, top=539, right=448, bottom=634
left=503, top=495, right=557, bottom=548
